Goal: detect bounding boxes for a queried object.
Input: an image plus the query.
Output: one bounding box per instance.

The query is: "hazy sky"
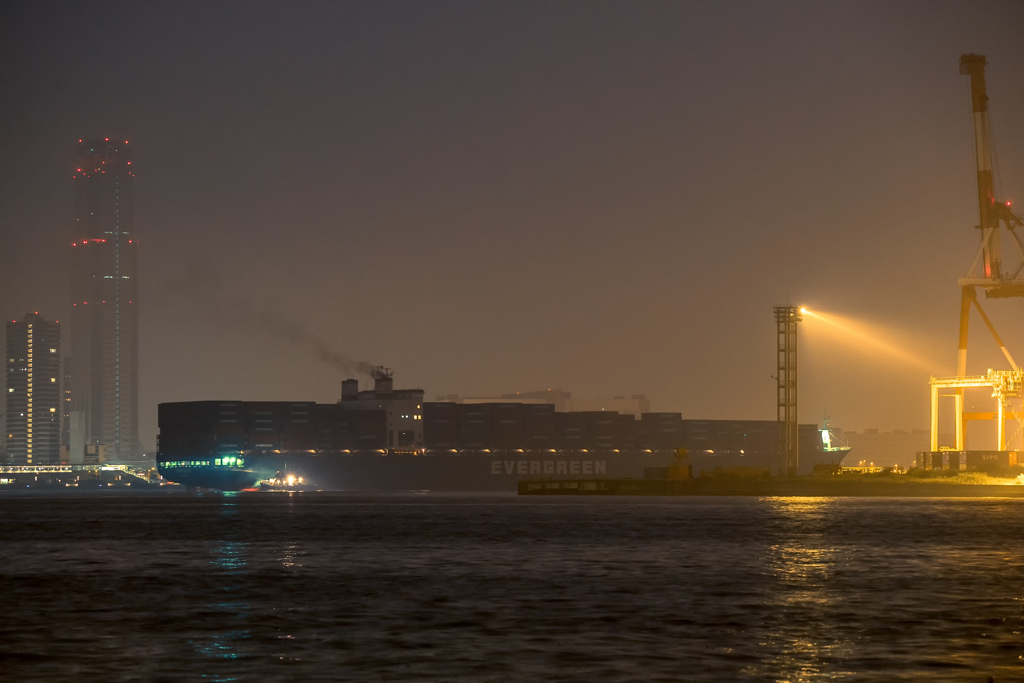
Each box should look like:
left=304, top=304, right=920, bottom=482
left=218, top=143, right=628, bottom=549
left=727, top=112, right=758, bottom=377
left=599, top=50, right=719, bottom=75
left=3, top=1, right=1024, bottom=450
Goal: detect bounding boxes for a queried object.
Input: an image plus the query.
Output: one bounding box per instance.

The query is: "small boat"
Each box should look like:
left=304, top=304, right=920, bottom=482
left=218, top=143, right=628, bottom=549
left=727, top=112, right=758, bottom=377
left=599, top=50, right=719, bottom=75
left=257, top=472, right=319, bottom=492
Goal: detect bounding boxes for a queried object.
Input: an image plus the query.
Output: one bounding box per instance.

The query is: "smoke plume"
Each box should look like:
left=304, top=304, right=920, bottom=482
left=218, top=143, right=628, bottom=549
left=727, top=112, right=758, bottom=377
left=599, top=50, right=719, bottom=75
left=155, top=262, right=376, bottom=376
left=235, top=304, right=376, bottom=377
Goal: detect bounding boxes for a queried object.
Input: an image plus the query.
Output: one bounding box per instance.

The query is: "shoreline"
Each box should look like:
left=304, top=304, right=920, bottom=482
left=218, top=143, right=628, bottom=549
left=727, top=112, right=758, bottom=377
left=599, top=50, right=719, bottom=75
left=519, top=477, right=1024, bottom=497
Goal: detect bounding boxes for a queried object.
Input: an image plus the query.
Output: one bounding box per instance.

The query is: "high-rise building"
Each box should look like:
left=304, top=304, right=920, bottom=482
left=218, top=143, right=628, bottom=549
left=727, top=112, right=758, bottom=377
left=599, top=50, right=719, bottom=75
left=4, top=314, right=62, bottom=465
left=70, top=138, right=139, bottom=460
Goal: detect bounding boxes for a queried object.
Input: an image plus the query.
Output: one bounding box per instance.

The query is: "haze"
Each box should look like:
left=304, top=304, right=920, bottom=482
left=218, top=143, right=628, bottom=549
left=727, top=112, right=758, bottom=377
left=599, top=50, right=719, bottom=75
left=2, top=1, right=1024, bottom=451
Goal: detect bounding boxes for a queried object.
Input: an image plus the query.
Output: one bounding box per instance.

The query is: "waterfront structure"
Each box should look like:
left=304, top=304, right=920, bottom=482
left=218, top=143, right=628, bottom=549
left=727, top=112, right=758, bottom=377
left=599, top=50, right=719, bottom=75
left=845, top=428, right=931, bottom=470
left=70, top=138, right=139, bottom=460
left=4, top=314, right=62, bottom=465
left=438, top=389, right=573, bottom=411
left=435, top=389, right=651, bottom=416
left=565, top=395, right=651, bottom=417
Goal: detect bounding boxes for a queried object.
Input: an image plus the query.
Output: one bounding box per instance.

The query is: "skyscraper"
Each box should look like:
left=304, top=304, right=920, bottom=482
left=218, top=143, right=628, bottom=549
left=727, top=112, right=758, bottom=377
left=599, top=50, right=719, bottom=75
left=70, top=138, right=139, bottom=460
left=4, top=314, right=62, bottom=465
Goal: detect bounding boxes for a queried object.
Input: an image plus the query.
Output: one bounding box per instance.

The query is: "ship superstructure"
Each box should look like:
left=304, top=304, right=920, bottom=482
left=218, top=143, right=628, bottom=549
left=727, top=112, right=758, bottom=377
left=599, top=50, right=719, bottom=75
left=819, top=420, right=853, bottom=464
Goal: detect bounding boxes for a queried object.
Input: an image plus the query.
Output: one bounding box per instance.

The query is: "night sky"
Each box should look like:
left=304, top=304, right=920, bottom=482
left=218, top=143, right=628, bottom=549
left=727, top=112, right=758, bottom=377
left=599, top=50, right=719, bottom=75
left=3, top=1, right=1024, bottom=451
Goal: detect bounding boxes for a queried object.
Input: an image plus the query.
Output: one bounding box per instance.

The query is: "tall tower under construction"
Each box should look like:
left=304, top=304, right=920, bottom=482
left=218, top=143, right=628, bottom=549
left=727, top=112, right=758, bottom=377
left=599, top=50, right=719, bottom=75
left=70, top=139, right=139, bottom=460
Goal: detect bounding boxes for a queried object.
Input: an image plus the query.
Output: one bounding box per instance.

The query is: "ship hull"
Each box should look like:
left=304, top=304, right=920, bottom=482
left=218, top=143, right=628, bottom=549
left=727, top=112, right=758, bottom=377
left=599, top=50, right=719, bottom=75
left=159, top=451, right=680, bottom=492
left=156, top=465, right=260, bottom=491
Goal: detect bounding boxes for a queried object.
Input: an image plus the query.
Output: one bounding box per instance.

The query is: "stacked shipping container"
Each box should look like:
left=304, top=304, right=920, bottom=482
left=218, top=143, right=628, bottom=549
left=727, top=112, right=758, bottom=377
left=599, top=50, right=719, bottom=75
left=159, top=401, right=822, bottom=459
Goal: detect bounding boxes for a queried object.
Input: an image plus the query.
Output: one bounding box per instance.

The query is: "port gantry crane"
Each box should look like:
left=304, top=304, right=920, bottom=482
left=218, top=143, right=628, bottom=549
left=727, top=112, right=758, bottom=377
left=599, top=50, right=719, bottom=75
left=930, top=54, right=1024, bottom=455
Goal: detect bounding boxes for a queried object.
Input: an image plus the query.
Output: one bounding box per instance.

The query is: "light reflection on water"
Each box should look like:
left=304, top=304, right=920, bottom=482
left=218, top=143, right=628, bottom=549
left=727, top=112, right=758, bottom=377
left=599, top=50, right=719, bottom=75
left=279, top=494, right=303, bottom=571
left=745, top=497, right=854, bottom=682
left=194, top=495, right=251, bottom=680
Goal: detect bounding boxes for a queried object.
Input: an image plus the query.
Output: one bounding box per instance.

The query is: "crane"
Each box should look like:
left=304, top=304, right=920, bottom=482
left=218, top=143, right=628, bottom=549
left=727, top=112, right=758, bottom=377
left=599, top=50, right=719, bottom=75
left=930, top=55, right=1024, bottom=454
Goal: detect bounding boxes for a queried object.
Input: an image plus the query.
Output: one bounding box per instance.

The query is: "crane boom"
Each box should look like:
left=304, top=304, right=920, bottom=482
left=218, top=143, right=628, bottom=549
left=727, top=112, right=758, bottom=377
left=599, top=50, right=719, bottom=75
left=960, top=53, right=1000, bottom=279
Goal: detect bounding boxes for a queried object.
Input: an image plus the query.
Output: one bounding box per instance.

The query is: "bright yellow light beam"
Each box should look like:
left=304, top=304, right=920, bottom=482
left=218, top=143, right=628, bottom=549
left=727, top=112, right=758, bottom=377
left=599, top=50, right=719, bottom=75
left=800, top=308, right=938, bottom=372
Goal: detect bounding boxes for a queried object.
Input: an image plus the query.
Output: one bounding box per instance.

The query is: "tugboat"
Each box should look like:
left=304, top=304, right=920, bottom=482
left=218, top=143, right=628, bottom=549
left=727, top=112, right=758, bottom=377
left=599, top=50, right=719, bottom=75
left=258, top=471, right=319, bottom=492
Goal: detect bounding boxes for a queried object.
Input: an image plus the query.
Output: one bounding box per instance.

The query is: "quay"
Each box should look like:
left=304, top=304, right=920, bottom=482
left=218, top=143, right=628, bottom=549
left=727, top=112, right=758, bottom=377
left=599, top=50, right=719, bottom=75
left=518, top=477, right=1024, bottom=497
left=0, top=464, right=159, bottom=490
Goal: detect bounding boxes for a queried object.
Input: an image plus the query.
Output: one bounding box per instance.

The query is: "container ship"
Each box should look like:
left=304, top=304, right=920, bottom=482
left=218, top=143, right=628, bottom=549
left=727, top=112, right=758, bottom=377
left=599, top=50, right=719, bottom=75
left=157, top=369, right=825, bottom=491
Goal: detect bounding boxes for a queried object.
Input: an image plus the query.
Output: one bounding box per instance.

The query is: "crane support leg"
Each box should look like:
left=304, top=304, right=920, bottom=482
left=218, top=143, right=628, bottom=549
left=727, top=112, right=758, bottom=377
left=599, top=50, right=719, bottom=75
left=998, top=400, right=1006, bottom=451
left=956, top=286, right=974, bottom=450
left=930, top=384, right=939, bottom=452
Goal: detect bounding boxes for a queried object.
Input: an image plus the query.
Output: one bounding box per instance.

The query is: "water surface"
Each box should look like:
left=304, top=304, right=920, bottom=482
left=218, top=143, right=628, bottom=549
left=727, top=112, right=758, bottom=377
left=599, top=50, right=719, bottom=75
left=1, top=492, right=1021, bottom=681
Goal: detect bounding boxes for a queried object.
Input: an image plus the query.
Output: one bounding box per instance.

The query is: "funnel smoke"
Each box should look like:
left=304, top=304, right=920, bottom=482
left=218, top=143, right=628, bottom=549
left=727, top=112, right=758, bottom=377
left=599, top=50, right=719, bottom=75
left=234, top=305, right=375, bottom=376
left=156, top=263, right=375, bottom=376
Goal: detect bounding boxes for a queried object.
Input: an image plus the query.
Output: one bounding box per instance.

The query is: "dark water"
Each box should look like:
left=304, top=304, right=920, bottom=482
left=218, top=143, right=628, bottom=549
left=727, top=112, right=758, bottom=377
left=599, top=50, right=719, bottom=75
left=2, top=493, right=1023, bottom=681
